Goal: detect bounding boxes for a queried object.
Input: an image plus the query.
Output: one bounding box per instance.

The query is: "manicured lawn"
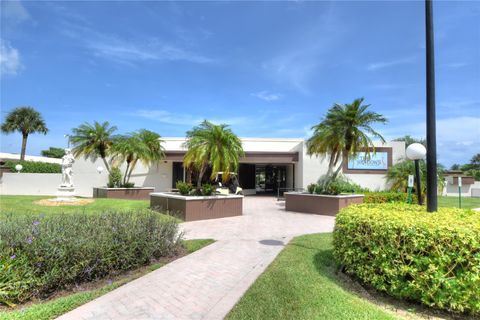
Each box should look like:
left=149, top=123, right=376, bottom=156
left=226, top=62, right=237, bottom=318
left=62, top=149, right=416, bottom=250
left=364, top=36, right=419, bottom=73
left=438, top=195, right=480, bottom=210
left=0, top=239, right=215, bottom=320
left=227, top=233, right=397, bottom=320
left=0, top=195, right=150, bottom=215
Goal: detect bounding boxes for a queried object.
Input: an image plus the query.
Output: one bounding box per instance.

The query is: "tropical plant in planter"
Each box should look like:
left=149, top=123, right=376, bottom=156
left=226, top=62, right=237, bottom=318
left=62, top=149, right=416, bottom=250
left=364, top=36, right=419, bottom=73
left=110, top=129, right=165, bottom=186
left=70, top=121, right=117, bottom=173
left=183, top=120, right=244, bottom=189
left=306, top=98, right=387, bottom=177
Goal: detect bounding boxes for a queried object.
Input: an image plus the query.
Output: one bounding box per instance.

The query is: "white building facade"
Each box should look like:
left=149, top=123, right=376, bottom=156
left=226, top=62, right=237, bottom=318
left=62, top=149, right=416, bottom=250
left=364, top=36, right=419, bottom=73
left=1, top=138, right=406, bottom=197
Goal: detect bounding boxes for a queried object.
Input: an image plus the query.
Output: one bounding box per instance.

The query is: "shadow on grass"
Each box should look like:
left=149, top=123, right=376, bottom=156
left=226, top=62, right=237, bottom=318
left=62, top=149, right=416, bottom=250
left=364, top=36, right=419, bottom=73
left=312, top=250, right=475, bottom=320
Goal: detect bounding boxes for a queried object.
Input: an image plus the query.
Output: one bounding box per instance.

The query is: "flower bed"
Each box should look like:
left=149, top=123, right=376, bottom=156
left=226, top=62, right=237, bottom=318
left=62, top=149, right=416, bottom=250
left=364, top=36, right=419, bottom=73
left=284, top=192, right=364, bottom=216
left=333, top=203, right=480, bottom=315
left=0, top=210, right=180, bottom=306
left=150, top=192, right=243, bottom=221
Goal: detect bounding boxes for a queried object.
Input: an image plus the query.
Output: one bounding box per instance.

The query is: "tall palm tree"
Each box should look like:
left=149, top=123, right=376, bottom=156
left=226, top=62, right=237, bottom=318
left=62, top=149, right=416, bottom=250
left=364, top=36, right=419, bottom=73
left=306, top=98, right=387, bottom=176
left=111, top=129, right=164, bottom=185
left=183, top=120, right=244, bottom=188
left=1, top=106, right=48, bottom=160
left=70, top=121, right=117, bottom=173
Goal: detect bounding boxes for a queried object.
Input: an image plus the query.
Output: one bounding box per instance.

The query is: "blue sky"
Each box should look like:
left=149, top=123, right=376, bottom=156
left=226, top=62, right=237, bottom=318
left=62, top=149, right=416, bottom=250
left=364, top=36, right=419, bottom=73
left=1, top=0, right=479, bottom=166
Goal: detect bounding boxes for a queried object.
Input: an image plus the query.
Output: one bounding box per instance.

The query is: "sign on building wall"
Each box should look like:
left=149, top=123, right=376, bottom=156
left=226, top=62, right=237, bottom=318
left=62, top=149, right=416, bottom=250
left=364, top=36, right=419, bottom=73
left=347, top=152, right=389, bottom=170
left=342, top=147, right=392, bottom=174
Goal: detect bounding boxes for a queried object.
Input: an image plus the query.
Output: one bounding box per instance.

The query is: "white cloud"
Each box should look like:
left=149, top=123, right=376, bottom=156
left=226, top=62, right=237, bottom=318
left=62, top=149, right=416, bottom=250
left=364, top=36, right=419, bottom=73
left=134, top=109, right=248, bottom=127
left=251, top=91, right=283, bottom=102
left=0, top=41, right=22, bottom=75
left=366, top=57, right=416, bottom=71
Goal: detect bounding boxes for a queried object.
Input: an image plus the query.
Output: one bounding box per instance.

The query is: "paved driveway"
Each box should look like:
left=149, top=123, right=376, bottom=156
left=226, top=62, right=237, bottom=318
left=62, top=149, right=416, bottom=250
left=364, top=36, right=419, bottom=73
left=58, top=196, right=335, bottom=320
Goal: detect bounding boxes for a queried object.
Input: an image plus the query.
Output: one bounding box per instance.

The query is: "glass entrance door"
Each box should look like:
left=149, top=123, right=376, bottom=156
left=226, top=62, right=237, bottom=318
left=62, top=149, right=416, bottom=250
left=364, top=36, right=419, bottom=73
left=255, top=165, right=287, bottom=194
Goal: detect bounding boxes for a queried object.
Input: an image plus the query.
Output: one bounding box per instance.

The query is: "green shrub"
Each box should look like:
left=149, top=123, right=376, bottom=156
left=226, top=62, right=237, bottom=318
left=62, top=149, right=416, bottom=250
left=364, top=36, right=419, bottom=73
left=176, top=181, right=193, bottom=195
left=313, top=175, right=367, bottom=195
left=307, top=183, right=317, bottom=194
left=201, top=183, right=214, bottom=196
left=107, top=167, right=122, bottom=188
left=4, top=160, right=61, bottom=174
left=120, top=182, right=135, bottom=188
left=333, top=203, right=480, bottom=315
left=0, top=210, right=180, bottom=306
left=364, top=192, right=408, bottom=203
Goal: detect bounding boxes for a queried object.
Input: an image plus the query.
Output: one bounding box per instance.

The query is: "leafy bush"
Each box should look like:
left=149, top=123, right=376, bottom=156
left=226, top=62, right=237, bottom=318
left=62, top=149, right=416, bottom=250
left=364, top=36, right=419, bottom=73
left=176, top=181, right=193, bottom=195
left=40, top=147, right=65, bottom=159
left=4, top=160, right=61, bottom=174
left=307, top=183, right=317, bottom=194
left=333, top=203, right=480, bottom=315
left=120, top=182, right=135, bottom=188
left=0, top=210, right=180, bottom=306
left=311, top=174, right=367, bottom=195
left=107, top=167, right=122, bottom=188
left=201, top=183, right=214, bottom=196
left=363, top=192, right=408, bottom=203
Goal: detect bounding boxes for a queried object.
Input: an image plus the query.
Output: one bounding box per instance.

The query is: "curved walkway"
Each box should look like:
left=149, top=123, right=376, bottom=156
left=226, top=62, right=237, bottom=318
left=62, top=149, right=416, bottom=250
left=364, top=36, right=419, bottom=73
left=58, top=196, right=335, bottom=320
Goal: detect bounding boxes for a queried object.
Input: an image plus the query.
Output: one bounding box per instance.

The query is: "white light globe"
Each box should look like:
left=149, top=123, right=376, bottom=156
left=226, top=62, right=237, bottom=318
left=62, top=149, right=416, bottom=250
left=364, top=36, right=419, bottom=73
left=96, top=166, right=104, bottom=174
left=15, top=164, right=23, bottom=172
left=406, top=143, right=427, bottom=160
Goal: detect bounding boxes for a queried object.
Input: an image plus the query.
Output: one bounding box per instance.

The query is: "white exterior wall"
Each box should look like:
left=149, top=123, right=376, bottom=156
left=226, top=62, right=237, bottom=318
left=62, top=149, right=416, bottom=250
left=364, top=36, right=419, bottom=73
left=444, top=181, right=480, bottom=197
left=0, top=173, right=62, bottom=195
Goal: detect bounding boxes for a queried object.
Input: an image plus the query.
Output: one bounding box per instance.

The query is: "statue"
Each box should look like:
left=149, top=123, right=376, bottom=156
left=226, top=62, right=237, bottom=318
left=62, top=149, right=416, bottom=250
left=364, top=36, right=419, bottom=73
left=60, top=148, right=75, bottom=187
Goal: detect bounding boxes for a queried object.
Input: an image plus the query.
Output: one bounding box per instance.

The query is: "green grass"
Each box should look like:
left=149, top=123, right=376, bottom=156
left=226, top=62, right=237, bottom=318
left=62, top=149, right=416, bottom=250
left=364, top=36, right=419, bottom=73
left=227, top=233, right=397, bottom=320
left=0, top=239, right=215, bottom=320
left=0, top=195, right=150, bottom=215
left=437, top=195, right=480, bottom=210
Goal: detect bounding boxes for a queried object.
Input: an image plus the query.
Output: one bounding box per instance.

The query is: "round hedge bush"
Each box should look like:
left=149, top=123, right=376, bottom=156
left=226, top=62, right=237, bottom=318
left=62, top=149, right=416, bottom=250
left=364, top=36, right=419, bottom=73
left=333, top=203, right=480, bottom=315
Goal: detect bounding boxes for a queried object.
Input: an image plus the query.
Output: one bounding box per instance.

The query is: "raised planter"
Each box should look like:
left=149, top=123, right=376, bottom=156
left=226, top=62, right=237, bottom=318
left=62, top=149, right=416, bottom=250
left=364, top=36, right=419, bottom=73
left=285, top=192, right=364, bottom=216
left=93, top=187, right=155, bottom=200
left=150, top=192, right=243, bottom=221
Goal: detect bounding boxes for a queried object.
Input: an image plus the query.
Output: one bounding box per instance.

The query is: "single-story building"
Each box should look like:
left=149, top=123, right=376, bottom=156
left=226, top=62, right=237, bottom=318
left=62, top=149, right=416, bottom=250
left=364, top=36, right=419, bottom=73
left=0, top=138, right=406, bottom=197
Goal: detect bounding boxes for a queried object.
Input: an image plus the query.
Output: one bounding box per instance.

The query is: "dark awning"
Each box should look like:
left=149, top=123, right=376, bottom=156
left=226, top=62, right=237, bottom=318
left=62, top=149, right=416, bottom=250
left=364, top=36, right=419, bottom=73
left=164, top=151, right=299, bottom=163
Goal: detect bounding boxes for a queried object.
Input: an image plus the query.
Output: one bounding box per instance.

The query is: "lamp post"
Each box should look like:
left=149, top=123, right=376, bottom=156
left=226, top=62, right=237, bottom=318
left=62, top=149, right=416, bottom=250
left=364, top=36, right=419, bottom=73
left=406, top=143, right=427, bottom=205
left=425, top=0, right=438, bottom=212
left=15, top=164, right=23, bottom=173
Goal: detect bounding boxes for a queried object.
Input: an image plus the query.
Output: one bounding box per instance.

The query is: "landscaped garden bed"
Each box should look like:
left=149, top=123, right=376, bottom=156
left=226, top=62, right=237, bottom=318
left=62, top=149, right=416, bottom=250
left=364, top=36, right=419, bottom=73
left=285, top=192, right=364, bottom=216
left=150, top=192, right=243, bottom=221
left=92, top=187, right=155, bottom=200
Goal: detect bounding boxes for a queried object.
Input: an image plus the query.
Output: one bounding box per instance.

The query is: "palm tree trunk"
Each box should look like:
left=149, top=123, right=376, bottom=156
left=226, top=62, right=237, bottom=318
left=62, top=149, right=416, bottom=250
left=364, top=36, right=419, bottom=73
left=127, top=159, right=137, bottom=184
left=197, top=163, right=207, bottom=189
left=332, top=150, right=346, bottom=177
left=20, top=133, right=28, bottom=161
left=101, top=157, right=111, bottom=173
left=123, top=161, right=130, bottom=185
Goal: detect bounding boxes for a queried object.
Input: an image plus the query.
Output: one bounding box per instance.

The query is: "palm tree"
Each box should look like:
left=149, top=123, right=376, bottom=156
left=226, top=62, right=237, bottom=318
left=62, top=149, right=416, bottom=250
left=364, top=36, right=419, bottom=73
left=111, top=129, right=164, bottom=185
left=70, top=121, right=117, bottom=173
left=183, top=120, right=244, bottom=188
left=1, top=106, right=48, bottom=160
left=387, top=160, right=445, bottom=193
left=306, top=98, right=387, bottom=176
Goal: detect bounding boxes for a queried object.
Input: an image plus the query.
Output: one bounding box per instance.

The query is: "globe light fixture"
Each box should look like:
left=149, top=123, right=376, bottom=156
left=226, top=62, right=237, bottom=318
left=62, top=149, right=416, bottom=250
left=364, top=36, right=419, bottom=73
left=96, top=166, right=104, bottom=174
left=406, top=143, right=427, bottom=205
left=15, top=164, right=23, bottom=173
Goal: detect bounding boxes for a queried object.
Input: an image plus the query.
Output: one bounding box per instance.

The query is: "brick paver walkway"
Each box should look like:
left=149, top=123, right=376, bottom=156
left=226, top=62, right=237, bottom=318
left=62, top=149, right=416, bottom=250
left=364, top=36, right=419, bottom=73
left=57, top=196, right=335, bottom=320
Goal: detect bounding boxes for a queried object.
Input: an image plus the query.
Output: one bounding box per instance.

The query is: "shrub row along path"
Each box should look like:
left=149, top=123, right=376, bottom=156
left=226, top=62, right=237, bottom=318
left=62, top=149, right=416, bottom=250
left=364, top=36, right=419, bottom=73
left=57, top=196, right=335, bottom=320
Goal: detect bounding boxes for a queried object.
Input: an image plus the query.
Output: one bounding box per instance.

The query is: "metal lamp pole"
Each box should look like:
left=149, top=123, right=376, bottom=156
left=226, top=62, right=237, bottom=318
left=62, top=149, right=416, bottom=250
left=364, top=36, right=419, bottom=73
left=425, top=0, right=438, bottom=212
left=414, top=160, right=423, bottom=205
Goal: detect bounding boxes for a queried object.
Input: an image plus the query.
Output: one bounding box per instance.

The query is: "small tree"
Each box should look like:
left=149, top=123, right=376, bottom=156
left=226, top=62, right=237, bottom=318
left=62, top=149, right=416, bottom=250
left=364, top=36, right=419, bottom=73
left=41, top=147, right=65, bottom=158
left=1, top=106, right=48, bottom=160
left=306, top=98, right=387, bottom=176
left=110, top=129, right=164, bottom=185
left=70, top=121, right=117, bottom=173
left=183, top=120, right=244, bottom=188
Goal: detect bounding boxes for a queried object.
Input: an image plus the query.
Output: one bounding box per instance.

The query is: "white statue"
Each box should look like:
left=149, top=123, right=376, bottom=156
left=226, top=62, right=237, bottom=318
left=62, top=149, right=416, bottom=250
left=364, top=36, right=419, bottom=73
left=61, top=148, right=75, bottom=187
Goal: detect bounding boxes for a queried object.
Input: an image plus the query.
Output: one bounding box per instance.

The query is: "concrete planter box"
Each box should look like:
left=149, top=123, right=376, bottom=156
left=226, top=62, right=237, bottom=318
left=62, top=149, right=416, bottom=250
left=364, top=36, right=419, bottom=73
left=285, top=192, right=364, bottom=216
left=150, top=192, right=243, bottom=221
left=93, top=187, right=155, bottom=200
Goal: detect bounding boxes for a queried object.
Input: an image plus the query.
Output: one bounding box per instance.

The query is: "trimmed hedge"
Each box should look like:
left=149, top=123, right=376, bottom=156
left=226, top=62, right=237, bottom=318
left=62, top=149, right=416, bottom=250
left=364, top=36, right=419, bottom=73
left=333, top=203, right=480, bottom=315
left=4, top=160, right=61, bottom=174
left=363, top=192, right=413, bottom=203
left=0, top=210, right=180, bottom=306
